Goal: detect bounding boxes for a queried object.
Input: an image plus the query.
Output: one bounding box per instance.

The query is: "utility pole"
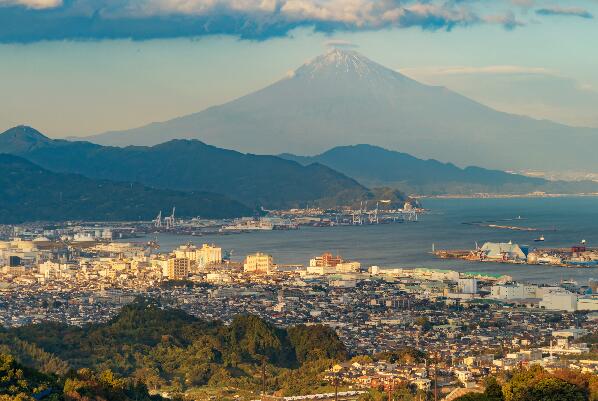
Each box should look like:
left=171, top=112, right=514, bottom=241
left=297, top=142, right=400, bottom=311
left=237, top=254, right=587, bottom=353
left=334, top=369, right=339, bottom=401
left=261, top=356, right=266, bottom=397
left=434, top=360, right=438, bottom=401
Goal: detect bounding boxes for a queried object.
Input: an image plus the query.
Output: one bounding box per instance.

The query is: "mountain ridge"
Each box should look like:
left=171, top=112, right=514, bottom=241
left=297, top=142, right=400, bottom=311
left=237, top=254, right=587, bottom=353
left=279, top=144, right=598, bottom=195
left=82, top=49, right=598, bottom=172
left=0, top=126, right=410, bottom=209
left=0, top=154, right=253, bottom=223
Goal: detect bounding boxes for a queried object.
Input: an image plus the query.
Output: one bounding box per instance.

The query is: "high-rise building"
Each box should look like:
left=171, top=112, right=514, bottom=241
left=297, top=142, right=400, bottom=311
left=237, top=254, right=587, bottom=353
left=173, top=243, right=222, bottom=269
left=243, top=252, right=274, bottom=274
left=167, top=257, right=190, bottom=280
left=197, top=244, right=222, bottom=267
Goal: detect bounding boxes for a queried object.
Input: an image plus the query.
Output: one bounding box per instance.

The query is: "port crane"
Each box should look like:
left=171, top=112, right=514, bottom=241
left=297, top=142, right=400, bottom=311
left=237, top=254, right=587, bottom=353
left=164, top=207, right=176, bottom=229
left=343, top=200, right=420, bottom=225
left=153, top=211, right=162, bottom=228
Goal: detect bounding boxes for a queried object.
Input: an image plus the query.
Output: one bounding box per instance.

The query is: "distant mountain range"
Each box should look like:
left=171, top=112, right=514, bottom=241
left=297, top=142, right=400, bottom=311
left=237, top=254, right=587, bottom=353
left=280, top=144, right=598, bottom=195
left=84, top=49, right=598, bottom=173
left=0, top=154, right=252, bottom=224
left=0, top=126, right=409, bottom=211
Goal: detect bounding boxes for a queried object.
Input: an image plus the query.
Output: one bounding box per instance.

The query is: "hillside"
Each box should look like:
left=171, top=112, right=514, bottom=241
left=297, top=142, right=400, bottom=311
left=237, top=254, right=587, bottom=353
left=1, top=299, right=348, bottom=399
left=84, top=49, right=598, bottom=173
left=0, top=126, right=409, bottom=209
left=280, top=144, right=598, bottom=195
left=0, top=154, right=253, bottom=223
left=0, top=352, right=162, bottom=401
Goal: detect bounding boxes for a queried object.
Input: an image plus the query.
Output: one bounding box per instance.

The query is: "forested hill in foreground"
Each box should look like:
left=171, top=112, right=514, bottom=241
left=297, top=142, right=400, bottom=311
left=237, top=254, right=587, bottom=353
left=0, top=352, right=163, bottom=401
left=1, top=300, right=596, bottom=401
left=0, top=154, right=253, bottom=223
left=0, top=126, right=411, bottom=209
left=280, top=144, right=598, bottom=195
left=0, top=299, right=349, bottom=399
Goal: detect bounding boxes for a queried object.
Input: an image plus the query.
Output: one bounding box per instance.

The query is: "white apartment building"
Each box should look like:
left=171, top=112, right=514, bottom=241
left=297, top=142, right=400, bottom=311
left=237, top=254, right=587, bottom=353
left=38, top=261, right=68, bottom=279
left=244, top=252, right=274, bottom=274
left=174, top=243, right=222, bottom=268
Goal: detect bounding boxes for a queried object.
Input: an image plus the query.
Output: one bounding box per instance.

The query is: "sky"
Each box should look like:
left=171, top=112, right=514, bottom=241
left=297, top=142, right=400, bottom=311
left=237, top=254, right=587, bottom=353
left=0, top=0, right=597, bottom=138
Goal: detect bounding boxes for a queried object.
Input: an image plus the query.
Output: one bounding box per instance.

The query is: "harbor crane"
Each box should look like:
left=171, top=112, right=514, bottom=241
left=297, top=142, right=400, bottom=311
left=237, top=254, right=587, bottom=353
left=153, top=211, right=162, bottom=228
left=164, top=207, right=176, bottom=229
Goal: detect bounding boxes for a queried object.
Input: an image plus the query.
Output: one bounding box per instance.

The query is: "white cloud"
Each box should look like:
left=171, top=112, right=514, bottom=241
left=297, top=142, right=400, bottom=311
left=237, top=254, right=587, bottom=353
left=323, top=39, right=358, bottom=48
left=109, top=0, right=500, bottom=29
left=400, top=64, right=598, bottom=128
left=0, top=0, right=533, bottom=42
left=0, top=0, right=61, bottom=9
left=401, top=65, right=553, bottom=76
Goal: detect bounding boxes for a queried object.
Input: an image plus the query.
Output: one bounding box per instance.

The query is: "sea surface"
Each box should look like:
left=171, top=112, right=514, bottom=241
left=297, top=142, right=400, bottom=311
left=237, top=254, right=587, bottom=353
left=142, top=197, right=598, bottom=285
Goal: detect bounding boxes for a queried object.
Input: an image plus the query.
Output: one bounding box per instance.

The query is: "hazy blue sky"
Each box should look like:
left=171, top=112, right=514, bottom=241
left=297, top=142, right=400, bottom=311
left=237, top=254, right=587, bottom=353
left=1, top=0, right=597, bottom=138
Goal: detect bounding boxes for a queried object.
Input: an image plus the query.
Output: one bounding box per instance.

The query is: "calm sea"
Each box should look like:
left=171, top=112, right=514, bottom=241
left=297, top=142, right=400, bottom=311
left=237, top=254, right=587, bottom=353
left=146, top=197, right=598, bottom=285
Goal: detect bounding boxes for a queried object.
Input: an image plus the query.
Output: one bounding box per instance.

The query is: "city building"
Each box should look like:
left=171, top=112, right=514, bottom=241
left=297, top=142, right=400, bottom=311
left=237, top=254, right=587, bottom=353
left=197, top=243, right=222, bottom=267
left=490, top=284, right=538, bottom=300
left=167, top=257, right=191, bottom=280
left=244, top=252, right=274, bottom=274
left=577, top=297, right=598, bottom=311
left=539, top=290, right=578, bottom=312
left=457, top=278, right=478, bottom=294
left=309, top=252, right=343, bottom=268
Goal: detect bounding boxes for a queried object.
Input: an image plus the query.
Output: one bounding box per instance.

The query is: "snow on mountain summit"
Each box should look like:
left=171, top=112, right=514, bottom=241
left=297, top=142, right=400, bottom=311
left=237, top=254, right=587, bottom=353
left=295, top=48, right=411, bottom=83
left=85, top=48, right=598, bottom=172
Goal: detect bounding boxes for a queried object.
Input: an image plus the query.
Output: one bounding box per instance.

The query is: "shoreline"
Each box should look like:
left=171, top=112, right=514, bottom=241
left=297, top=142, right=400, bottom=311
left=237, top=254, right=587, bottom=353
left=414, top=193, right=598, bottom=199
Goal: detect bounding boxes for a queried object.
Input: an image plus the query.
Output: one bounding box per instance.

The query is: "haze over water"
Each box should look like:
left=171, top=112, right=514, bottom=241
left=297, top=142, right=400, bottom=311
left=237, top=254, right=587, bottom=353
left=152, top=197, right=598, bottom=285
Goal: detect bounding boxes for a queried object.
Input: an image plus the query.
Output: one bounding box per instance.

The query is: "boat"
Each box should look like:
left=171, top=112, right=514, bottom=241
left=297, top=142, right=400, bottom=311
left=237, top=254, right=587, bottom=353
left=581, top=239, right=587, bottom=245
left=534, top=235, right=545, bottom=242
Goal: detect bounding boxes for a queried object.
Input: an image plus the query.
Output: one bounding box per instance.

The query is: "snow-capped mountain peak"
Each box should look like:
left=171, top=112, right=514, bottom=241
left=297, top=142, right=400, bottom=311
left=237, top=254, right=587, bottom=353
left=86, top=49, right=598, bottom=173
left=295, top=48, right=405, bottom=82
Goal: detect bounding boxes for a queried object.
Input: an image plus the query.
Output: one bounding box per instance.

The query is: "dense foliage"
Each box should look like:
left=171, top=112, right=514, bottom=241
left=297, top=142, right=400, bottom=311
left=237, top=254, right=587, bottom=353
left=373, top=347, right=426, bottom=364
left=0, top=154, right=253, bottom=223
left=0, top=353, right=55, bottom=400
left=0, top=353, right=163, bottom=401
left=454, top=367, right=598, bottom=401
left=287, top=324, right=348, bottom=363
left=1, top=299, right=348, bottom=398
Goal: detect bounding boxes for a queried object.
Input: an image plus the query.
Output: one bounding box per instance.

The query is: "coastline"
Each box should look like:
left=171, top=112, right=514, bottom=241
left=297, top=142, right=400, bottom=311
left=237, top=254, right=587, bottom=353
left=414, top=192, right=598, bottom=199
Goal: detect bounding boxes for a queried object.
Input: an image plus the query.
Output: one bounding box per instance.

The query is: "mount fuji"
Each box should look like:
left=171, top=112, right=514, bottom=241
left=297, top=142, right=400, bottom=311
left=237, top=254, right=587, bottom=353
left=86, top=49, right=598, bottom=172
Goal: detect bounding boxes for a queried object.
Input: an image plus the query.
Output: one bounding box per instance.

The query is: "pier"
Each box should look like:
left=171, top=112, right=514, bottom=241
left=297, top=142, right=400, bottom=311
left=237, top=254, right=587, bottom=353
left=434, top=243, right=598, bottom=269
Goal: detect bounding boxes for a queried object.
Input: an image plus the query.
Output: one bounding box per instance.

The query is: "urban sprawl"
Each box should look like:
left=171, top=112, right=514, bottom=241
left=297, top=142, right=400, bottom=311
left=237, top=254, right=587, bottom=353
left=1, top=222, right=597, bottom=401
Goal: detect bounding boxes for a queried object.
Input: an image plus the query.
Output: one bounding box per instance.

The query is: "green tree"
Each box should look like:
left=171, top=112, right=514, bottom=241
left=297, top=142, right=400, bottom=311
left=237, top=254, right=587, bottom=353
left=503, top=366, right=587, bottom=401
